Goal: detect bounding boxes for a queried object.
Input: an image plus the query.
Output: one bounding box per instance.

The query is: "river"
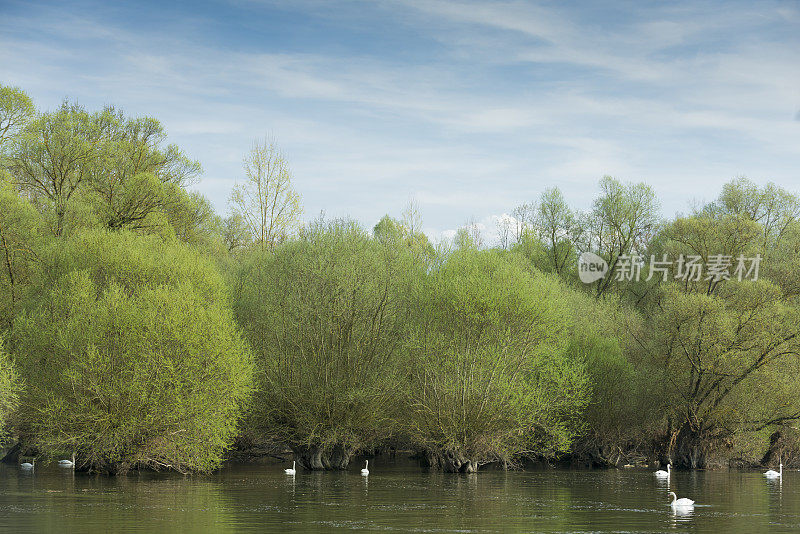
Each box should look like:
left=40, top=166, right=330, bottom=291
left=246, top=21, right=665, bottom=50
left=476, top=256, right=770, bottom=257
left=0, top=458, right=796, bottom=532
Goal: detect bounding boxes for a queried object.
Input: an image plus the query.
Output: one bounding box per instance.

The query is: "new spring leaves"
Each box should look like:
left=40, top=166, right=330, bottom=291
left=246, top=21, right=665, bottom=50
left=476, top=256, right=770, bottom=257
left=578, top=252, right=761, bottom=284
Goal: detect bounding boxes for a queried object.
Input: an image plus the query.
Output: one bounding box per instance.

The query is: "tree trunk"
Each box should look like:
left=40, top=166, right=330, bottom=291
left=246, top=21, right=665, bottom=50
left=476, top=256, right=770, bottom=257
left=671, top=423, right=708, bottom=469
left=292, top=443, right=355, bottom=470
left=422, top=449, right=480, bottom=473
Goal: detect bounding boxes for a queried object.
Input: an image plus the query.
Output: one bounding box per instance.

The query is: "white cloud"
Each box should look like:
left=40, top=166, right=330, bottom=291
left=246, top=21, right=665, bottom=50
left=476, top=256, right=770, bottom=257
left=2, top=0, right=799, bottom=236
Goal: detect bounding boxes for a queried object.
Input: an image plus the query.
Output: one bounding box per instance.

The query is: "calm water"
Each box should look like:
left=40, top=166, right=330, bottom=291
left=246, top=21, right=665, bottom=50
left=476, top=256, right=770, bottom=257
left=0, top=458, right=797, bottom=533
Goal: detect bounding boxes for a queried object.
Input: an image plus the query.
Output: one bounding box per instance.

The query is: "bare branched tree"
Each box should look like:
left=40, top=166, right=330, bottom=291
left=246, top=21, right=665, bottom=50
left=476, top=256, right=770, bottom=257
left=511, top=202, right=536, bottom=244
left=229, top=137, right=302, bottom=251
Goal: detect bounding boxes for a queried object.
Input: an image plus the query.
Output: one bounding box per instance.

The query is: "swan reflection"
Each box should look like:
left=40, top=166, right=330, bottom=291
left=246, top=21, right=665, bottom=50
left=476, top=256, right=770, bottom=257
left=670, top=504, right=695, bottom=524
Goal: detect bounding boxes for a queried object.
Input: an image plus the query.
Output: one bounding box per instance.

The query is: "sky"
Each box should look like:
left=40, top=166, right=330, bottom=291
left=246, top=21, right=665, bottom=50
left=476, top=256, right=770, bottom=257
left=1, top=0, right=799, bottom=243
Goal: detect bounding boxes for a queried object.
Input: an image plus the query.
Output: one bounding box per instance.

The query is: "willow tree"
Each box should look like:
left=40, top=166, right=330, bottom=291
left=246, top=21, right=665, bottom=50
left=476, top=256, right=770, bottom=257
left=536, top=187, right=578, bottom=276
left=707, top=177, right=800, bottom=249
left=229, top=138, right=302, bottom=251
left=403, top=250, right=590, bottom=472
left=234, top=219, right=417, bottom=469
left=373, top=213, right=435, bottom=264
left=5, top=97, right=214, bottom=243
left=0, top=84, right=35, bottom=149
left=7, top=101, right=114, bottom=236
left=0, top=337, right=20, bottom=444
left=0, top=181, right=42, bottom=331
left=12, top=230, right=254, bottom=474
left=560, top=293, right=663, bottom=467
left=578, top=176, right=660, bottom=298
left=637, top=183, right=800, bottom=467
left=85, top=110, right=202, bottom=232
left=644, top=282, right=800, bottom=467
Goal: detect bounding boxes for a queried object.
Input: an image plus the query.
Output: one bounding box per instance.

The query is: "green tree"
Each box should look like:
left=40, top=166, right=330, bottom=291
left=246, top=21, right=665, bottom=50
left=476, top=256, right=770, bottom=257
left=8, top=101, right=114, bottom=236
left=373, top=213, right=435, bottom=263
left=13, top=230, right=254, bottom=473
left=222, top=213, right=253, bottom=253
left=229, top=138, right=302, bottom=251
left=642, top=282, right=800, bottom=467
left=562, top=295, right=661, bottom=465
left=708, top=177, right=800, bottom=249
left=86, top=110, right=201, bottom=231
left=0, top=336, right=21, bottom=444
left=762, top=220, right=800, bottom=297
left=536, top=187, right=578, bottom=276
left=6, top=100, right=210, bottom=242
left=635, top=183, right=800, bottom=466
left=403, top=250, right=590, bottom=472
left=510, top=228, right=549, bottom=272
left=0, top=84, right=35, bottom=149
left=373, top=214, right=405, bottom=242
left=162, top=190, right=225, bottom=250
left=511, top=202, right=536, bottom=245
left=234, top=219, right=416, bottom=469
left=657, top=211, right=760, bottom=295
left=453, top=218, right=484, bottom=250
left=579, top=176, right=660, bottom=298
left=0, top=181, right=42, bottom=331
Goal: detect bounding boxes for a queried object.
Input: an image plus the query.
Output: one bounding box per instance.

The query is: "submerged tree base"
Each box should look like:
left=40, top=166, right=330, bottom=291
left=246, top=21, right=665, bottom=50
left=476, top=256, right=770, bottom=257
left=420, top=450, right=480, bottom=473
left=293, top=443, right=355, bottom=470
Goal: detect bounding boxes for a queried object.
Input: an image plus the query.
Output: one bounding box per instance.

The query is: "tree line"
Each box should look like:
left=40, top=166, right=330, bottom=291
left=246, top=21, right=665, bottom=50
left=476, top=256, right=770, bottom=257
left=1, top=83, right=799, bottom=474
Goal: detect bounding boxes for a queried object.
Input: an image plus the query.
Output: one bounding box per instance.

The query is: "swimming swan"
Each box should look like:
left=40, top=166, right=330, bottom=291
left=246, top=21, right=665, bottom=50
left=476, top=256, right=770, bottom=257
left=669, top=492, right=694, bottom=507
left=20, top=460, right=34, bottom=470
left=764, top=463, right=782, bottom=478
left=655, top=463, right=671, bottom=477
left=285, top=461, right=296, bottom=475
left=361, top=460, right=369, bottom=476
left=59, top=454, right=76, bottom=468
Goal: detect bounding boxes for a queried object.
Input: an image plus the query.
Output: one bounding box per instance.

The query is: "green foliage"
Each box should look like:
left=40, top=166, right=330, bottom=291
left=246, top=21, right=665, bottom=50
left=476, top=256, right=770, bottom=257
left=222, top=213, right=253, bottom=253
left=628, top=179, right=800, bottom=466
left=86, top=110, right=202, bottom=232
left=13, top=230, right=254, bottom=473
left=762, top=221, right=800, bottom=297
left=578, top=176, right=660, bottom=297
left=506, top=176, right=800, bottom=466
left=5, top=82, right=800, bottom=474
left=403, top=249, right=590, bottom=469
left=643, top=281, right=800, bottom=466
left=8, top=101, right=114, bottom=235
left=5, top=99, right=217, bottom=245
left=0, top=84, right=35, bottom=149
left=228, top=138, right=302, bottom=251
left=234, top=219, right=417, bottom=467
left=707, top=177, right=800, bottom=248
left=0, top=336, right=21, bottom=443
left=0, top=180, right=43, bottom=331
left=536, top=187, right=578, bottom=276
left=559, top=292, right=663, bottom=454
left=373, top=214, right=436, bottom=264
left=512, top=228, right=558, bottom=275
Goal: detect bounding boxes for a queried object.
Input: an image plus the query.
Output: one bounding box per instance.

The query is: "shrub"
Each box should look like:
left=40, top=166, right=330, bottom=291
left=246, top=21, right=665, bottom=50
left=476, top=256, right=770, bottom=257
left=13, top=230, right=253, bottom=473
left=234, top=220, right=417, bottom=469
left=402, top=249, right=590, bottom=472
left=0, top=336, right=20, bottom=444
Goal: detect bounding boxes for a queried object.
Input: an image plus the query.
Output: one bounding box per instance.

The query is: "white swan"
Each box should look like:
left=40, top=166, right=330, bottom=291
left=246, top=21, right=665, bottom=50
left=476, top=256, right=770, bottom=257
left=59, top=454, right=76, bottom=468
left=284, top=460, right=296, bottom=475
left=20, top=460, right=34, bottom=470
left=655, top=463, right=671, bottom=477
left=764, top=462, right=782, bottom=478
left=669, top=491, right=694, bottom=507
left=361, top=460, right=369, bottom=476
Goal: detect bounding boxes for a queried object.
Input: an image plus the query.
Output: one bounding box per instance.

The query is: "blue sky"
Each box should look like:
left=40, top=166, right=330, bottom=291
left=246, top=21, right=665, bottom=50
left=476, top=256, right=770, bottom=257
left=1, top=0, right=799, bottom=243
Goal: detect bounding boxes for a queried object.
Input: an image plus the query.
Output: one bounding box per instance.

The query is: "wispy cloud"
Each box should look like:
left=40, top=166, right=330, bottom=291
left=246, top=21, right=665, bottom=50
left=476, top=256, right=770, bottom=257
left=1, top=0, right=798, bottom=236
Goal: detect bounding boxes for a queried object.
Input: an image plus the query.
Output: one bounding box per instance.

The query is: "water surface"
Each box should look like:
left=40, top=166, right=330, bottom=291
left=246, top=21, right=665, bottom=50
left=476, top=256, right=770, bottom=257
left=0, top=458, right=796, bottom=532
